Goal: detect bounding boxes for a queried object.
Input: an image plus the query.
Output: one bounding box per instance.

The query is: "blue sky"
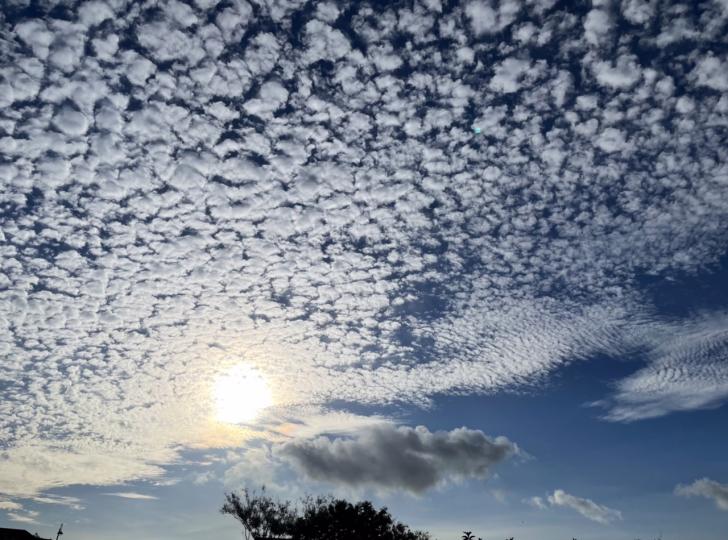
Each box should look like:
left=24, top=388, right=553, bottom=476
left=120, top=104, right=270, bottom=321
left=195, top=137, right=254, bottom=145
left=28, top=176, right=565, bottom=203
left=1, top=0, right=728, bottom=538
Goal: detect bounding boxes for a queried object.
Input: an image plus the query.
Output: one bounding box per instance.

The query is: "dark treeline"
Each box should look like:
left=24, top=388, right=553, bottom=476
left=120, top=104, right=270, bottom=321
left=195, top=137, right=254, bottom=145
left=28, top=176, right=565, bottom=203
left=221, top=487, right=430, bottom=540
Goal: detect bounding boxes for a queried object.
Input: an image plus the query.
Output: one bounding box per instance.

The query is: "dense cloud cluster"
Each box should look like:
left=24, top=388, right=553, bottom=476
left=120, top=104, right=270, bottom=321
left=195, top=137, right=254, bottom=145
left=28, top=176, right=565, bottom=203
left=1, top=0, right=727, bottom=503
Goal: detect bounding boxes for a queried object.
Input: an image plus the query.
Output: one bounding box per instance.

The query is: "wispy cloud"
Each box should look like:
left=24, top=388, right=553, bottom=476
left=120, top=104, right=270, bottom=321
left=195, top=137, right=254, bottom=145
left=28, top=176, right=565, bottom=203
left=0, top=500, right=23, bottom=511
left=103, top=492, right=159, bottom=501
left=675, top=478, right=728, bottom=511
left=7, top=509, right=40, bottom=524
left=600, top=313, right=728, bottom=422
left=525, top=496, right=547, bottom=510
left=546, top=489, right=622, bottom=524
left=31, top=494, right=84, bottom=510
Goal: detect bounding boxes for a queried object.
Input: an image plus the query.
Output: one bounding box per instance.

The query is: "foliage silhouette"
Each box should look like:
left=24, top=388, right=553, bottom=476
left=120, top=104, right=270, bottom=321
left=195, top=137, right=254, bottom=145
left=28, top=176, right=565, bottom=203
left=221, top=487, right=295, bottom=540
left=222, top=487, right=431, bottom=540
left=461, top=532, right=474, bottom=540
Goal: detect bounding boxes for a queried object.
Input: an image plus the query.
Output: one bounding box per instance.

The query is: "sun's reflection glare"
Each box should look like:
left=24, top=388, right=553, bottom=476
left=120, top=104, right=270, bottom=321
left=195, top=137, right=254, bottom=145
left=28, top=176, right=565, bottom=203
left=213, top=364, right=273, bottom=424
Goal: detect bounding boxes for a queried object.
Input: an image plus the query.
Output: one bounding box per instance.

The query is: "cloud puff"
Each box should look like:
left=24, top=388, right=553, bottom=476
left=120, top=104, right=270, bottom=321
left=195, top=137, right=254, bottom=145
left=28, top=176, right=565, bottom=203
left=692, top=54, right=728, bottom=91
left=675, top=478, right=728, bottom=511
left=489, top=57, right=532, bottom=93
left=621, top=0, right=655, bottom=25
left=52, top=104, right=89, bottom=136
left=302, top=20, right=351, bottom=64
left=278, top=425, right=517, bottom=494
left=547, top=489, right=622, bottom=524
left=584, top=9, right=612, bottom=46
left=243, top=81, right=289, bottom=117
left=595, top=127, right=627, bottom=152
left=465, top=0, right=521, bottom=36
left=592, top=55, right=642, bottom=89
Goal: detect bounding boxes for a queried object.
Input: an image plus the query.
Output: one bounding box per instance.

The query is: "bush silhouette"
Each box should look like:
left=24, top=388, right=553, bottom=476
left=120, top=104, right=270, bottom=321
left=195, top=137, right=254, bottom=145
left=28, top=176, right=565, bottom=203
left=222, top=487, right=430, bottom=540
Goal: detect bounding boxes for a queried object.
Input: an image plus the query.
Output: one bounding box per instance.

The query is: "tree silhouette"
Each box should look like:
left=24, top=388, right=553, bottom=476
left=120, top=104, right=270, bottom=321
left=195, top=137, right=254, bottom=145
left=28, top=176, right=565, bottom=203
left=221, top=487, right=294, bottom=540
left=462, top=532, right=475, bottom=540
left=222, top=488, right=430, bottom=540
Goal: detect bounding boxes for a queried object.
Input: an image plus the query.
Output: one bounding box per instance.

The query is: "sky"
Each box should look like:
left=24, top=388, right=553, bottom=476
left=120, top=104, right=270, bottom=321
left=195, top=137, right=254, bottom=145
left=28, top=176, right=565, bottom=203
left=1, top=0, right=727, bottom=538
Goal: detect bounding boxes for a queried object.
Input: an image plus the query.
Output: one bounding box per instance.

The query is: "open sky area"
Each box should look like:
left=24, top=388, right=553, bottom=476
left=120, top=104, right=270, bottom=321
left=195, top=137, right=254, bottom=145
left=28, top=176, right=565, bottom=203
left=1, top=0, right=728, bottom=539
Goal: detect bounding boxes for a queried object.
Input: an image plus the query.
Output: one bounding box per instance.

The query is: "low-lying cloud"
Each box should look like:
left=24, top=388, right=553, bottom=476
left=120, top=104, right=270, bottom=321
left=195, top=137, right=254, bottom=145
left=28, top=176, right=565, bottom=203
left=278, top=424, right=517, bottom=494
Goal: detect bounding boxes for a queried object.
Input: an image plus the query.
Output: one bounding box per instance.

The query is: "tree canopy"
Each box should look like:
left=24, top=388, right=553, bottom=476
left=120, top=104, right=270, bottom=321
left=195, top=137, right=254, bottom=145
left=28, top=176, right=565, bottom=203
left=221, top=488, right=431, bottom=540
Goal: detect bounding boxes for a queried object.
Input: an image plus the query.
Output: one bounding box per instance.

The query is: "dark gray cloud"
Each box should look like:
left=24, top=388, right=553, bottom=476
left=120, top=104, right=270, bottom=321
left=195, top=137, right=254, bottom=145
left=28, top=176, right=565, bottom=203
left=277, top=424, right=517, bottom=493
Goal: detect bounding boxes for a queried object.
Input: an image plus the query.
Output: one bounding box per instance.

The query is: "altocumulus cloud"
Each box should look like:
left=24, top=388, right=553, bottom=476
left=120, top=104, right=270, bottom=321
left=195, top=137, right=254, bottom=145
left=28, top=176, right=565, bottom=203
left=600, top=313, right=728, bottom=422
left=675, top=478, right=728, bottom=511
left=1, top=0, right=728, bottom=501
left=277, top=425, right=517, bottom=494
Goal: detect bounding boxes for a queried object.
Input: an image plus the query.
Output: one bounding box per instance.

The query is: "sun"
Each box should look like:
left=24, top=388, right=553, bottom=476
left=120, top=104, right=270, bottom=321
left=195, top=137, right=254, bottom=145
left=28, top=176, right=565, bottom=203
left=213, top=364, right=273, bottom=424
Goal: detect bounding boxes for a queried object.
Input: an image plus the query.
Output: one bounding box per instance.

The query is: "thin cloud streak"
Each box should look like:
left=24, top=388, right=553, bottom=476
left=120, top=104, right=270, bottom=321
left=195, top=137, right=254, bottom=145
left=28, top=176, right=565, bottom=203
left=103, top=492, right=159, bottom=501
left=547, top=489, right=622, bottom=524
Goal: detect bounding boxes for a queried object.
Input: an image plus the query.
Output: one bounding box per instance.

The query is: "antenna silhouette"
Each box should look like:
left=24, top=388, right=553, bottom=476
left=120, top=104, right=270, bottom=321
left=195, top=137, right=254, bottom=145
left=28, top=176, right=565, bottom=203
left=55, top=523, right=63, bottom=540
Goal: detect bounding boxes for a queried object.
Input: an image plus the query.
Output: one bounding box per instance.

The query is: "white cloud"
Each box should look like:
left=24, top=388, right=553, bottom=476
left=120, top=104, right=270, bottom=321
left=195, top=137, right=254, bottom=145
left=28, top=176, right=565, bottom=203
left=14, top=20, right=53, bottom=60
left=216, top=2, right=254, bottom=43
left=31, top=494, right=84, bottom=510
left=692, top=54, right=728, bottom=91
left=243, top=81, right=289, bottom=117
left=675, top=96, right=695, bottom=114
left=52, top=105, right=89, bottom=136
left=465, top=0, right=521, bottom=36
left=78, top=1, right=115, bottom=28
left=104, top=492, right=159, bottom=500
left=675, top=478, right=728, bottom=511
left=547, top=489, right=622, bottom=524
left=592, top=55, right=642, bottom=89
left=596, top=127, right=627, bottom=153
left=489, top=57, right=532, bottom=93
left=583, top=9, right=611, bottom=46
left=315, top=2, right=340, bottom=23
left=621, top=0, right=655, bottom=25
left=302, top=20, right=351, bottom=64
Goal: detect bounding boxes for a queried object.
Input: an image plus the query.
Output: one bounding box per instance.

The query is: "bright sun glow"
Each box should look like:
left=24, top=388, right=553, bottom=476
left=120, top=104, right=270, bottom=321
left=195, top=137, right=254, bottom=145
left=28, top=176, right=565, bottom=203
left=214, top=364, right=273, bottom=424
